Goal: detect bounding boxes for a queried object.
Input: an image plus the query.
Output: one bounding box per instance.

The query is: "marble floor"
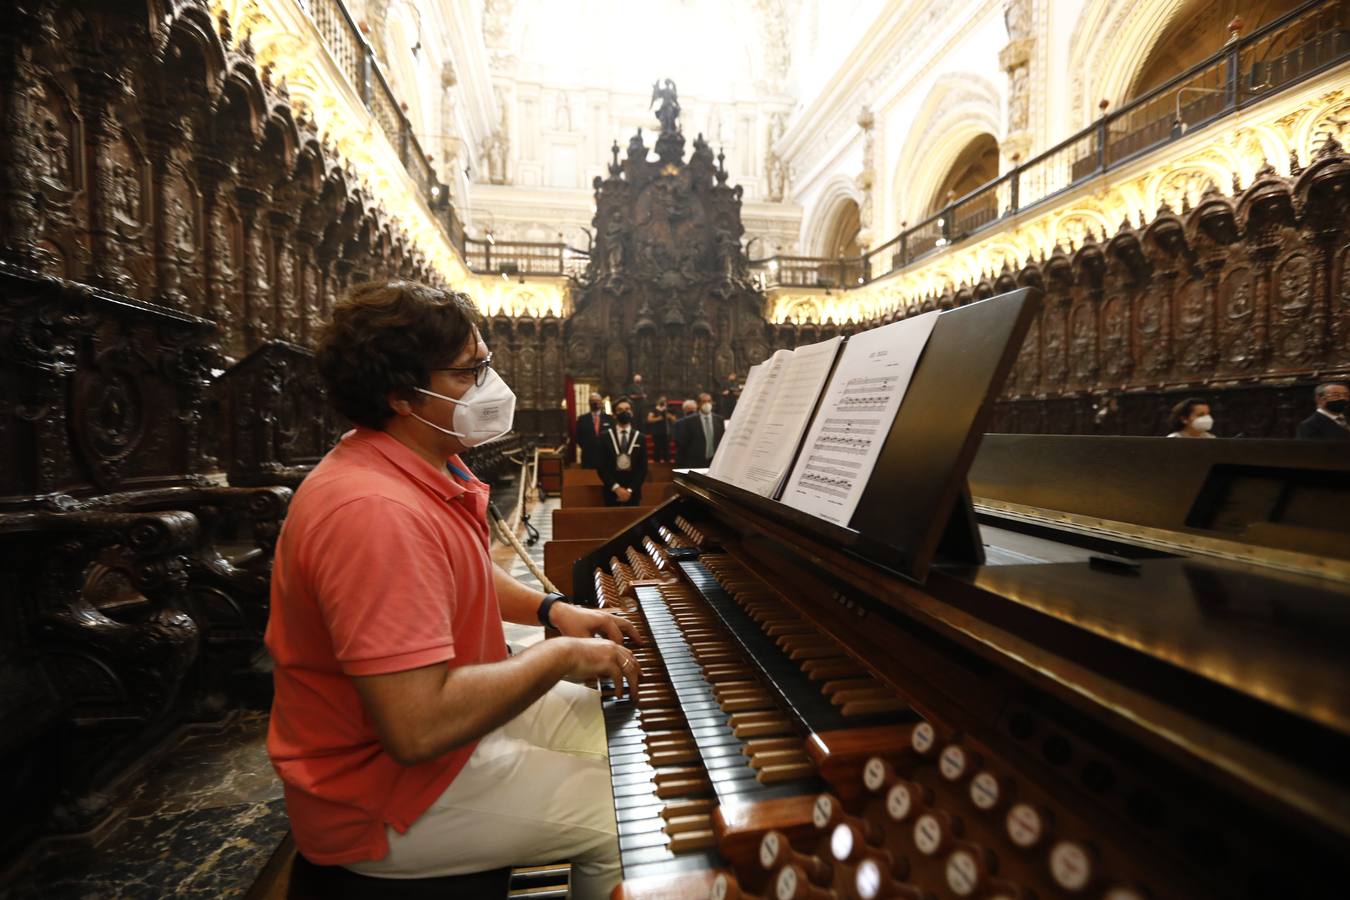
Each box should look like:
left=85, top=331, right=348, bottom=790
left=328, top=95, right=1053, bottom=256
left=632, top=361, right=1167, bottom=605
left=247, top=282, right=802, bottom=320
left=4, top=494, right=559, bottom=899
left=496, top=494, right=559, bottom=652
left=4, top=711, right=287, bottom=899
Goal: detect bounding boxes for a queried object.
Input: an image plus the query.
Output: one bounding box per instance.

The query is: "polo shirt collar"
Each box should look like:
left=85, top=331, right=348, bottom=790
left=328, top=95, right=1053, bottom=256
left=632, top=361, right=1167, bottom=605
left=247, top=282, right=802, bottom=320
left=345, top=427, right=479, bottom=503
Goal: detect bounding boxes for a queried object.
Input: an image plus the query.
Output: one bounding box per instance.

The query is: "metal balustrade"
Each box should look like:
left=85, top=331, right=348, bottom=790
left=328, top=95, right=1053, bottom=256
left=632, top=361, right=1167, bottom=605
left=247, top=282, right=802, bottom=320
left=463, top=240, right=591, bottom=278
left=751, top=0, right=1347, bottom=290
left=297, top=0, right=466, bottom=253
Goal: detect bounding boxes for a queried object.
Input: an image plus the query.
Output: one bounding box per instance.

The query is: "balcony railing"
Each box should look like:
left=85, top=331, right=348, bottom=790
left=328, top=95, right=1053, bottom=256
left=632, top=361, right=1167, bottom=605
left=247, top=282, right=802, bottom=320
left=747, top=256, right=868, bottom=290
left=464, top=239, right=591, bottom=278
left=754, top=0, right=1348, bottom=290
left=297, top=0, right=466, bottom=253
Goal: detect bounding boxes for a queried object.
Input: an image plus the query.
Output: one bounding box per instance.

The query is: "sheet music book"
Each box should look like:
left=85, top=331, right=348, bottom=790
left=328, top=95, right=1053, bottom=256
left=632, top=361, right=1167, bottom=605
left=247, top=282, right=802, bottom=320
left=708, top=337, right=843, bottom=496
left=779, top=311, right=940, bottom=525
left=706, top=359, right=772, bottom=481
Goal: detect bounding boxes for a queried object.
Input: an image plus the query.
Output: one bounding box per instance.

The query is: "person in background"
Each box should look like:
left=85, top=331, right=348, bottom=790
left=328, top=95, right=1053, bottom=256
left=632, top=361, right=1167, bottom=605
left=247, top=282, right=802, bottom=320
left=597, top=398, right=647, bottom=506
left=645, top=395, right=677, bottom=462
left=719, top=372, right=741, bottom=417
left=1295, top=382, right=1350, bottom=440
left=675, top=392, right=726, bottom=467
left=672, top=398, right=699, bottom=467
left=624, top=373, right=648, bottom=410
left=1166, top=397, right=1216, bottom=438
left=573, top=392, right=613, bottom=468
left=266, top=282, right=639, bottom=900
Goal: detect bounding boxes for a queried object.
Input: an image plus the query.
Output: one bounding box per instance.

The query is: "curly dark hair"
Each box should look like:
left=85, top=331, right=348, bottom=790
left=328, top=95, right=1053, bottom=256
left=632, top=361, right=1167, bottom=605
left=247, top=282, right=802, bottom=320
left=1169, top=396, right=1208, bottom=431
left=316, top=281, right=480, bottom=429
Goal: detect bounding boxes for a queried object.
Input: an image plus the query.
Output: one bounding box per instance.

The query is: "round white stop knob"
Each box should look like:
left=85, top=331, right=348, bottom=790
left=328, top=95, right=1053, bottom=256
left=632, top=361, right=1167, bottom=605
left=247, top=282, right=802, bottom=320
left=946, top=849, right=980, bottom=896
left=863, top=756, right=892, bottom=792
left=1005, top=803, right=1046, bottom=848
left=812, top=794, right=837, bottom=830
left=911, top=721, right=936, bottom=755
left=1049, top=840, right=1093, bottom=892
left=939, top=744, right=970, bottom=780
left=970, top=771, right=1001, bottom=810
left=855, top=859, right=883, bottom=900
left=759, top=831, right=780, bottom=869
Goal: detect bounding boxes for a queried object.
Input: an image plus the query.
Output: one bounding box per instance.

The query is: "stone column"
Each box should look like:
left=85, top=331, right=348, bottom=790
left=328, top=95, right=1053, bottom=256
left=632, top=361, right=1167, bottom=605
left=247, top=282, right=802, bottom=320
left=856, top=107, right=876, bottom=253
left=999, top=0, right=1034, bottom=169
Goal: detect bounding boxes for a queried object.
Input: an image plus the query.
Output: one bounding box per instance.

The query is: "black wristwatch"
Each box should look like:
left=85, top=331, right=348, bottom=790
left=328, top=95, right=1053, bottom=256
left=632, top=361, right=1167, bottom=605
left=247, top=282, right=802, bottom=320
left=536, top=591, right=568, bottom=627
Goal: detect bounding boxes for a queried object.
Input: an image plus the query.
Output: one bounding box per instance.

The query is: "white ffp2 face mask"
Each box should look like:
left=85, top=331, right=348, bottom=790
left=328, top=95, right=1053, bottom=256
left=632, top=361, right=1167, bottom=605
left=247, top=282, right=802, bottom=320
left=412, top=368, right=516, bottom=446
left=1191, top=415, right=1213, bottom=432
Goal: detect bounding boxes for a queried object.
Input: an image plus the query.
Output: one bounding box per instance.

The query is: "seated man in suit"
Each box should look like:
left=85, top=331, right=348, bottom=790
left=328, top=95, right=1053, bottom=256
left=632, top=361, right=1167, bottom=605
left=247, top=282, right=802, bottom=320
left=674, top=393, right=726, bottom=468
left=573, top=393, right=613, bottom=468
left=1295, top=382, right=1350, bottom=440
left=596, top=398, right=647, bottom=506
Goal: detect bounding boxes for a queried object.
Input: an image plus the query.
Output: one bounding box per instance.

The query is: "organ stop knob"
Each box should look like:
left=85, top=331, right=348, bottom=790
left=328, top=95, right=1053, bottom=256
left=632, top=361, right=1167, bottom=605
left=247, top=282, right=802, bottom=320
left=854, top=857, right=932, bottom=900
left=760, top=830, right=831, bottom=885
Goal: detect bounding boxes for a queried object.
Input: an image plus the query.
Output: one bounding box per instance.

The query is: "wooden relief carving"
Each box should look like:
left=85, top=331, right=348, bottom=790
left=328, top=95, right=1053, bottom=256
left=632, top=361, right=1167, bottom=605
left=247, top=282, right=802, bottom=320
left=1337, top=244, right=1350, bottom=362
left=32, top=77, right=83, bottom=279
left=1216, top=266, right=1256, bottom=374
left=209, top=202, right=244, bottom=353
left=1171, top=277, right=1209, bottom=377
left=1271, top=252, right=1315, bottom=366
left=1100, top=295, right=1130, bottom=382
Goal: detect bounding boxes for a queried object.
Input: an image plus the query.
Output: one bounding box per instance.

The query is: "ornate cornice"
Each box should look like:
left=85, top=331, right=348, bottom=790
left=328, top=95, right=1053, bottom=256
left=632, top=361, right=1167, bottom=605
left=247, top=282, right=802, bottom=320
left=769, top=71, right=1350, bottom=322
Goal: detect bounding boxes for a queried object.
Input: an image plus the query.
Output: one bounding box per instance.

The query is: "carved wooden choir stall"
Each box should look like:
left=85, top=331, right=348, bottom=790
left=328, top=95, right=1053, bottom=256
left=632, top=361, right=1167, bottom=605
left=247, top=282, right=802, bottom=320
left=0, top=0, right=532, bottom=870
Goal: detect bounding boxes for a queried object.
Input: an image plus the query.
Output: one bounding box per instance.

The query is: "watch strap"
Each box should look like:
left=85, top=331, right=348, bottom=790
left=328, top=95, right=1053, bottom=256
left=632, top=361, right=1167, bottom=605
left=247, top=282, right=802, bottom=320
left=536, top=591, right=568, bottom=627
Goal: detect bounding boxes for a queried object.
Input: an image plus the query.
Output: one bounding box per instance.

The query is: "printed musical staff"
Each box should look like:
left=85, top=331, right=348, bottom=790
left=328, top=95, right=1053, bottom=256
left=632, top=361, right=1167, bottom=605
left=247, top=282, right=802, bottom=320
left=781, top=312, right=939, bottom=524
left=707, top=338, right=843, bottom=497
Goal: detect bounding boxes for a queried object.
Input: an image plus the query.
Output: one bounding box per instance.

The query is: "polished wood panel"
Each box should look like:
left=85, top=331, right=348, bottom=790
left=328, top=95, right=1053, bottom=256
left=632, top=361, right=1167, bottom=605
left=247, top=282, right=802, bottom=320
left=544, top=538, right=606, bottom=595
left=562, top=482, right=677, bottom=508
left=581, top=439, right=1350, bottom=898
left=551, top=507, right=656, bottom=541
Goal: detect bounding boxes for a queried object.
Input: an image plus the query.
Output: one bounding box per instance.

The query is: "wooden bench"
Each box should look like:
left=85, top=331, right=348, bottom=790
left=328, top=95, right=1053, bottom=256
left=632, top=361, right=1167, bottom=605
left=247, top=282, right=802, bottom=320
left=561, top=466, right=673, bottom=488
left=560, top=481, right=676, bottom=507
left=246, top=833, right=569, bottom=900
left=550, top=506, right=652, bottom=541
left=544, top=538, right=608, bottom=594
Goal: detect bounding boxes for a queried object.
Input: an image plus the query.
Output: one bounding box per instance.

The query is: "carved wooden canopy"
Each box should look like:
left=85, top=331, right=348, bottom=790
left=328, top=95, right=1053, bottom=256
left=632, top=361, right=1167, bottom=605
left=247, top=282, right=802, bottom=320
left=566, top=80, right=768, bottom=399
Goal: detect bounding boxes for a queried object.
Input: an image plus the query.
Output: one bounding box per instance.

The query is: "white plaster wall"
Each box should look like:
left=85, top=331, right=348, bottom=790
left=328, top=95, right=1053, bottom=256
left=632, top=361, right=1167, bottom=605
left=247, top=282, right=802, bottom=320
left=874, top=3, right=1010, bottom=237
left=361, top=0, right=1212, bottom=261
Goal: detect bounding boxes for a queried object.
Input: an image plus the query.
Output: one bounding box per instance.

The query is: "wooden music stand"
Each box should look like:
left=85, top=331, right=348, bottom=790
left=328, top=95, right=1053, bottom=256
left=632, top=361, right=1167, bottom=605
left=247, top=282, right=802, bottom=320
left=849, top=286, right=1042, bottom=579
left=685, top=286, right=1041, bottom=584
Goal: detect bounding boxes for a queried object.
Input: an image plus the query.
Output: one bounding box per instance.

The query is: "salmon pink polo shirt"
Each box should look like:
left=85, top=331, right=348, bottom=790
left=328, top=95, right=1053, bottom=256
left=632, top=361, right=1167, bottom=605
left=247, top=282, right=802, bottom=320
left=265, top=426, right=507, bottom=866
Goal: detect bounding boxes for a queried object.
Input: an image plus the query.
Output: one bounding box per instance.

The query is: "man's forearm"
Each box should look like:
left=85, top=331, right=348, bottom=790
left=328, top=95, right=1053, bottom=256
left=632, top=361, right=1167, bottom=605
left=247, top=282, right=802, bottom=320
left=493, top=560, right=546, bottom=625
left=388, top=641, right=571, bottom=765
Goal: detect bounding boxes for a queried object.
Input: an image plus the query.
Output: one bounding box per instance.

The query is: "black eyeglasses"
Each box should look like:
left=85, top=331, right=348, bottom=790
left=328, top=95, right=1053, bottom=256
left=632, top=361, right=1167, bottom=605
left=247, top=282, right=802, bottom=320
left=436, top=352, right=493, bottom=387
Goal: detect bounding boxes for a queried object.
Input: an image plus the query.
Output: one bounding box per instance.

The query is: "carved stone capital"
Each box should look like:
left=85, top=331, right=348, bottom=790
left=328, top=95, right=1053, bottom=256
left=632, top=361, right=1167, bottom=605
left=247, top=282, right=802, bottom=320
left=999, top=38, right=1034, bottom=72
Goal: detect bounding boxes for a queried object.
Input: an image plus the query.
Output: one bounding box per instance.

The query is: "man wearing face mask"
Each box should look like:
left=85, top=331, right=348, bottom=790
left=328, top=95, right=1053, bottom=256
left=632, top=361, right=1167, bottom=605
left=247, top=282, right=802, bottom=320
left=674, top=391, right=726, bottom=468
left=573, top=392, right=612, bottom=469
left=265, top=282, right=639, bottom=900
left=596, top=398, right=647, bottom=506
left=1295, top=382, right=1350, bottom=440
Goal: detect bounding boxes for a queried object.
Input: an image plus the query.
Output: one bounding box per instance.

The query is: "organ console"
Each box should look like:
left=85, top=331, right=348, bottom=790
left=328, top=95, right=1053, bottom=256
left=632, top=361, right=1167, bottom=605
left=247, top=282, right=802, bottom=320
left=569, top=291, right=1350, bottom=899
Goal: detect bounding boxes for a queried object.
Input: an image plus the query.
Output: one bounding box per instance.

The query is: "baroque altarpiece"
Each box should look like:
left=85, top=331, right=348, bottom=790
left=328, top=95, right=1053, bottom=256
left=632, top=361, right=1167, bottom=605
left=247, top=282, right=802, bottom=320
left=567, top=81, right=769, bottom=397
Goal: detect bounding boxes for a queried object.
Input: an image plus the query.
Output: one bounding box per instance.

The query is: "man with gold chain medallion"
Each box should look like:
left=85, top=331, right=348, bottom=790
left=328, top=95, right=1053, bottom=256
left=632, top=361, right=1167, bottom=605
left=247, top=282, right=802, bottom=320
left=597, top=397, right=647, bottom=506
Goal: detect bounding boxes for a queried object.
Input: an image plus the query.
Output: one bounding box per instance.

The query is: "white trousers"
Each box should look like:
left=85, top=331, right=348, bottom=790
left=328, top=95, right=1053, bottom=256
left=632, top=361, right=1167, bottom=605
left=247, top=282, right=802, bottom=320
left=344, top=680, right=621, bottom=900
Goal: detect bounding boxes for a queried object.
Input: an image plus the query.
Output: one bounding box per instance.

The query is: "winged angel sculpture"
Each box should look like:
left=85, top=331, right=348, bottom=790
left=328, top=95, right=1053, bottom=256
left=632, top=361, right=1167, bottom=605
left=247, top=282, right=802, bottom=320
left=650, top=79, right=680, bottom=132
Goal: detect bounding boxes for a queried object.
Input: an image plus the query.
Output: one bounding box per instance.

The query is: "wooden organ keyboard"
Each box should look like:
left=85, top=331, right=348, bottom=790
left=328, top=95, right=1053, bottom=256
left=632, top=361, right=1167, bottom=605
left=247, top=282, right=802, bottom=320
left=575, top=437, right=1350, bottom=900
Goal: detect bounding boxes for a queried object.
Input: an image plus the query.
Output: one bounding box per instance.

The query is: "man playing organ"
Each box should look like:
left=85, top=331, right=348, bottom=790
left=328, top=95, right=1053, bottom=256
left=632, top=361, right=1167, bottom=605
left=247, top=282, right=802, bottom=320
left=264, top=281, right=641, bottom=900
